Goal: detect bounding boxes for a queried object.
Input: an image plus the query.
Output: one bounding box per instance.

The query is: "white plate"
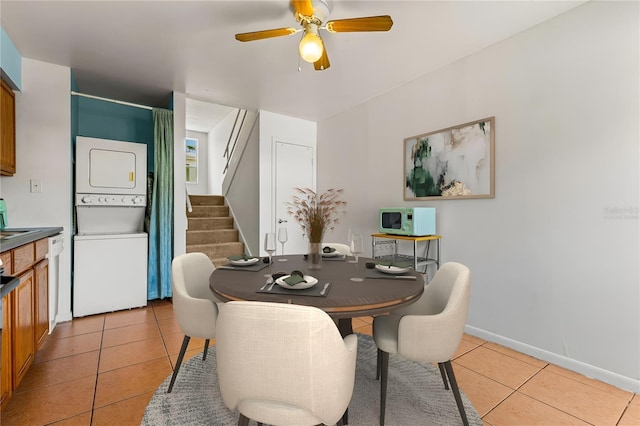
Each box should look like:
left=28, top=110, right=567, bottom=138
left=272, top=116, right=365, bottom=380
left=375, top=264, right=412, bottom=275
left=322, top=251, right=342, bottom=258
left=229, top=257, right=260, bottom=266
left=275, top=275, right=318, bottom=290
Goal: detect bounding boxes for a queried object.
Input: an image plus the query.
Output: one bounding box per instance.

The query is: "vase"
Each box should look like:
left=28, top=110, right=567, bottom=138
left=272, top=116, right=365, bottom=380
left=309, top=242, right=322, bottom=270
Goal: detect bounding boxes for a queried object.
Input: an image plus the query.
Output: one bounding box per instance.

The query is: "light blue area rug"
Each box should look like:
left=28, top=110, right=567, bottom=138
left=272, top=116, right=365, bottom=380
left=142, top=334, right=482, bottom=425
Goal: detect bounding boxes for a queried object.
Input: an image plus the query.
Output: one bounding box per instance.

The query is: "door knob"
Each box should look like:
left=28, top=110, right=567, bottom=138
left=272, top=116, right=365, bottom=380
left=277, top=219, right=288, bottom=224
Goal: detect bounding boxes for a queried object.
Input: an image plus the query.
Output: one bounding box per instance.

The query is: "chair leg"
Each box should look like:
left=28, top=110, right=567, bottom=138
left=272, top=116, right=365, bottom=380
left=438, top=362, right=449, bottom=390
left=443, top=360, right=469, bottom=426
left=237, top=413, right=250, bottom=426
left=203, top=338, right=210, bottom=360
left=376, top=348, right=382, bottom=380
left=167, top=335, right=191, bottom=393
left=379, top=351, right=389, bottom=426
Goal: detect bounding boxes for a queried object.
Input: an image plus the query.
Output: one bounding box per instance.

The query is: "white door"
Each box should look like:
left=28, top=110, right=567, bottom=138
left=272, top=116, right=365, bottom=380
left=274, top=141, right=314, bottom=255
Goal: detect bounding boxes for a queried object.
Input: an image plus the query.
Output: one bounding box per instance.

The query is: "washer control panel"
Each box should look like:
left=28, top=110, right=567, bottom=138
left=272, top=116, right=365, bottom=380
left=76, top=193, right=146, bottom=207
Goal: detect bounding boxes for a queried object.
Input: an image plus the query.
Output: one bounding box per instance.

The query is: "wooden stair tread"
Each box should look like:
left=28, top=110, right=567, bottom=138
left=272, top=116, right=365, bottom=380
left=185, top=195, right=245, bottom=265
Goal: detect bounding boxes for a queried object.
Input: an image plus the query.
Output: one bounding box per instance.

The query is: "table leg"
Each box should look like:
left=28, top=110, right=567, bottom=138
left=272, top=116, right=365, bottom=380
left=338, top=318, right=353, bottom=337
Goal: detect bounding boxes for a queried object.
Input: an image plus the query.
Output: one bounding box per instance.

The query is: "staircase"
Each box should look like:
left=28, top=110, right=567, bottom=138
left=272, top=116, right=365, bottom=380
left=186, top=195, right=244, bottom=267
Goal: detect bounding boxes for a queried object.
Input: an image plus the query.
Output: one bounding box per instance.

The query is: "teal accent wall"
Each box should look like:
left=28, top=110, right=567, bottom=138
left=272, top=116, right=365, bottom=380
left=0, top=27, right=22, bottom=90
left=72, top=96, right=154, bottom=171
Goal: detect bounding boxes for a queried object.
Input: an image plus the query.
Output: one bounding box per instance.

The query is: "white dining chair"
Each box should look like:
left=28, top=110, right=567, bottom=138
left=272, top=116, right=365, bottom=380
left=373, top=262, right=471, bottom=426
left=216, top=301, right=358, bottom=426
left=168, top=252, right=220, bottom=393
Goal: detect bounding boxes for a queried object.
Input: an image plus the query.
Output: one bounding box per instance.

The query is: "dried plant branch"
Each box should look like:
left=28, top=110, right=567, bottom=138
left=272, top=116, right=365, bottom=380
left=285, top=188, right=347, bottom=243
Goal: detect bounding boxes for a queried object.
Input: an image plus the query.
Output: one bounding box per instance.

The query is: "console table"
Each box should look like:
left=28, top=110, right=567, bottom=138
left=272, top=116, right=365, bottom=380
left=371, top=233, right=441, bottom=274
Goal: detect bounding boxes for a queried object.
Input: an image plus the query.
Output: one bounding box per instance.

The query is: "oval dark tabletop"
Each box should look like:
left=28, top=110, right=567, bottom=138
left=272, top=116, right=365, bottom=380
left=210, top=255, right=424, bottom=319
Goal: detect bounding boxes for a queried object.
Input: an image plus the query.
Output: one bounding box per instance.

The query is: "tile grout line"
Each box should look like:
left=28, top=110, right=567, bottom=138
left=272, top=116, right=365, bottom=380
left=151, top=301, right=177, bottom=370
left=498, top=364, right=596, bottom=425
left=616, top=397, right=637, bottom=426
left=532, top=364, right=633, bottom=425
left=88, top=315, right=106, bottom=424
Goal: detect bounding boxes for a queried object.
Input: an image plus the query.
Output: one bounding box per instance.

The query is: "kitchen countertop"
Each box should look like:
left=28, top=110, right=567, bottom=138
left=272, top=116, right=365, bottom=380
left=0, top=227, right=63, bottom=298
left=0, top=227, right=63, bottom=253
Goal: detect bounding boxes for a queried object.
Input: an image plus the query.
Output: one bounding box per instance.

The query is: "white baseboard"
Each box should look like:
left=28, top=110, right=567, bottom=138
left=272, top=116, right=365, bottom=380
left=465, top=325, right=640, bottom=394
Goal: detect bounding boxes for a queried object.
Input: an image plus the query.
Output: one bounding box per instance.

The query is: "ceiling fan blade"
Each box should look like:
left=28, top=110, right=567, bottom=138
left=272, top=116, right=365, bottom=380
left=314, top=40, right=330, bottom=71
left=235, top=27, right=299, bottom=42
left=325, top=15, right=393, bottom=33
left=292, top=0, right=314, bottom=18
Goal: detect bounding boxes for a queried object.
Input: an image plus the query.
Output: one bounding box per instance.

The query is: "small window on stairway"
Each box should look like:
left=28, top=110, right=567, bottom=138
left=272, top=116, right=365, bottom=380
left=185, top=138, right=198, bottom=184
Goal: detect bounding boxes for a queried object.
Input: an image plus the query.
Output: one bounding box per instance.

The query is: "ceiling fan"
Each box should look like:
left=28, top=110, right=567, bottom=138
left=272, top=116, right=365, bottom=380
left=234, top=0, right=393, bottom=71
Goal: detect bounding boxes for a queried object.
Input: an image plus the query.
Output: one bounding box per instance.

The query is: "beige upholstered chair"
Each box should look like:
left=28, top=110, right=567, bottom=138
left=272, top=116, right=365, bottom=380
left=373, top=262, right=471, bottom=426
left=168, top=252, right=220, bottom=393
left=216, top=301, right=358, bottom=426
left=323, top=242, right=352, bottom=255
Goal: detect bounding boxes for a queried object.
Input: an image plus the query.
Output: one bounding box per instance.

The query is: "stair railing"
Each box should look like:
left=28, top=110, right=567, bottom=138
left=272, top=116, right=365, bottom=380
left=185, top=185, right=193, bottom=213
left=223, top=109, right=248, bottom=174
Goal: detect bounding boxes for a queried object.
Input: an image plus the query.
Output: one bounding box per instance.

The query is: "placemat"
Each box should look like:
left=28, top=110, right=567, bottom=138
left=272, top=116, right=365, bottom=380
left=256, top=282, right=331, bottom=297
left=365, top=268, right=418, bottom=280
left=218, top=261, right=269, bottom=272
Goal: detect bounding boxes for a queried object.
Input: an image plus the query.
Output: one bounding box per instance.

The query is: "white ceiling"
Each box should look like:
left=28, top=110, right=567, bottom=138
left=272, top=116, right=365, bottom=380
left=185, top=98, right=236, bottom=133
left=2, top=0, right=585, bottom=130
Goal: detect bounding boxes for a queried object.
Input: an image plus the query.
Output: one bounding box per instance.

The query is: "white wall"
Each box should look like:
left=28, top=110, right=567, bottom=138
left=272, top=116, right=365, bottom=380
left=259, top=111, right=317, bottom=255
left=0, top=58, right=73, bottom=323
left=173, top=92, right=186, bottom=256
left=226, top=120, right=260, bottom=254
left=185, top=130, right=209, bottom=195
left=318, top=1, right=639, bottom=392
left=208, top=109, right=238, bottom=195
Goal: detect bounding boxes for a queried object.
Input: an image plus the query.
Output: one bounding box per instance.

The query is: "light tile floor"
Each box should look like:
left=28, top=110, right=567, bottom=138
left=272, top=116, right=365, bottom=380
left=2, top=299, right=638, bottom=425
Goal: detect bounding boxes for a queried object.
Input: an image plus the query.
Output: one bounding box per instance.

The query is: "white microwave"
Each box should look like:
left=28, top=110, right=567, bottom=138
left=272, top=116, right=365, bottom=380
left=75, top=136, right=147, bottom=195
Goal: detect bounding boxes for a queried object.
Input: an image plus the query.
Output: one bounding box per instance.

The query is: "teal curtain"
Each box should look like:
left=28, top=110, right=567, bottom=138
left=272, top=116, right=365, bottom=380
left=147, top=108, right=174, bottom=299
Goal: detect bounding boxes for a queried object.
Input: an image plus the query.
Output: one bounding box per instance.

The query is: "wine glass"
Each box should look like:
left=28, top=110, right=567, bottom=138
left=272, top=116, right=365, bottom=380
left=264, top=232, right=276, bottom=264
left=277, top=227, right=288, bottom=260
left=349, top=233, right=364, bottom=282
left=349, top=233, right=363, bottom=264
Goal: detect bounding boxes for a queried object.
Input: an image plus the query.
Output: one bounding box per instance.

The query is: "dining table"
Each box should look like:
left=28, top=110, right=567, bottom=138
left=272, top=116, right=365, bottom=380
left=210, top=253, right=424, bottom=424
left=209, top=254, right=425, bottom=337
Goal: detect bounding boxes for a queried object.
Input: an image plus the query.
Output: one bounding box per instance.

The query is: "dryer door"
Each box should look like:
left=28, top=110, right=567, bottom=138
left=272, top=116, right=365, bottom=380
left=75, top=136, right=147, bottom=195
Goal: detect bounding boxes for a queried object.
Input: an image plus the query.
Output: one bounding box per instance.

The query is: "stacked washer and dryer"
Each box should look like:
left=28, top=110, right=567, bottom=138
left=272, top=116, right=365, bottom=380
left=73, top=136, right=148, bottom=317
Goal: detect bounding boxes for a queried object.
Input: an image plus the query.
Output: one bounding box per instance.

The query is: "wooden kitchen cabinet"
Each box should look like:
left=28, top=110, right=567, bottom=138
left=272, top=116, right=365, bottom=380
left=1, top=294, right=12, bottom=410
left=0, top=250, right=12, bottom=409
left=0, top=238, right=50, bottom=408
left=12, top=270, right=35, bottom=390
left=34, top=238, right=49, bottom=349
left=34, top=259, right=49, bottom=349
left=0, top=78, right=16, bottom=176
left=0, top=252, right=11, bottom=275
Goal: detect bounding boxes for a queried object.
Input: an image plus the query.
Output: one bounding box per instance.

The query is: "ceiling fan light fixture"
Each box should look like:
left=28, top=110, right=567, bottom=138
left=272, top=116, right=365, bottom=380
left=298, top=27, right=323, bottom=63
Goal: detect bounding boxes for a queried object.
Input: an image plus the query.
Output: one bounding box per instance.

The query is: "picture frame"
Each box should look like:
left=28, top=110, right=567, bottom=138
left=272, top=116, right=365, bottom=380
left=404, top=117, right=495, bottom=200
left=185, top=137, right=198, bottom=184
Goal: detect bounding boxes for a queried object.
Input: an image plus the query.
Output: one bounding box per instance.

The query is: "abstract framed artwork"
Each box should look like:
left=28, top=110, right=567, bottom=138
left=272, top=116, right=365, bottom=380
left=404, top=117, right=495, bottom=200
